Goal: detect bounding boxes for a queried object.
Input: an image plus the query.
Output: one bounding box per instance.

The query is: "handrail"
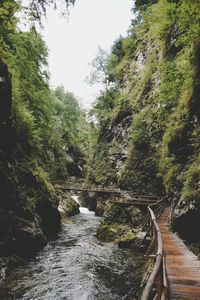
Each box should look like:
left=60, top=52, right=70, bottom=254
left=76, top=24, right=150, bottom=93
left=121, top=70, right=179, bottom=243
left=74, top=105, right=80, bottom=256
left=141, top=198, right=168, bottom=300
left=54, top=183, right=163, bottom=200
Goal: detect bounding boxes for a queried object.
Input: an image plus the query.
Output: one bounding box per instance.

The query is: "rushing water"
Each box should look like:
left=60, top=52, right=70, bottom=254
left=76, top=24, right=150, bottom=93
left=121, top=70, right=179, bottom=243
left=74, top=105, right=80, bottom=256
left=3, top=199, right=144, bottom=300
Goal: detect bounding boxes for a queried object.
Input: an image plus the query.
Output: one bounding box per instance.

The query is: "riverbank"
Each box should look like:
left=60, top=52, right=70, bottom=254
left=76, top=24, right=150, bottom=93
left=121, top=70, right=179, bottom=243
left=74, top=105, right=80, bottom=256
left=0, top=200, right=145, bottom=300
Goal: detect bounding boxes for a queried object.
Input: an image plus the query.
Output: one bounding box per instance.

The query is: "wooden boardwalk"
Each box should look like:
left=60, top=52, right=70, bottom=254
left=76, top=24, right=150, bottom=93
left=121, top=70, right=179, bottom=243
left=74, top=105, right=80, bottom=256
left=157, top=208, right=200, bottom=299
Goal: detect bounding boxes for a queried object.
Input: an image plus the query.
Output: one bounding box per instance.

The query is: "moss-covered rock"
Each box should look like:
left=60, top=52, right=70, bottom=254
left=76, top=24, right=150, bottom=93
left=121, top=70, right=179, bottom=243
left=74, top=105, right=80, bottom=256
left=0, top=255, right=24, bottom=298
left=0, top=144, right=61, bottom=257
left=97, top=222, right=136, bottom=247
left=117, top=230, right=136, bottom=248
left=95, top=195, right=145, bottom=248
left=97, top=223, right=127, bottom=242
left=95, top=201, right=107, bottom=216
left=103, top=202, right=145, bottom=226
left=78, top=191, right=112, bottom=214
left=59, top=197, right=80, bottom=217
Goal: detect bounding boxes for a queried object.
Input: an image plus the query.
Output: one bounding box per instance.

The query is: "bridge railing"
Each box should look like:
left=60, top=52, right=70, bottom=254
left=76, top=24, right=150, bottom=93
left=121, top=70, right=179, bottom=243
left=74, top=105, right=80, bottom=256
left=141, top=198, right=168, bottom=300
left=55, top=183, right=163, bottom=201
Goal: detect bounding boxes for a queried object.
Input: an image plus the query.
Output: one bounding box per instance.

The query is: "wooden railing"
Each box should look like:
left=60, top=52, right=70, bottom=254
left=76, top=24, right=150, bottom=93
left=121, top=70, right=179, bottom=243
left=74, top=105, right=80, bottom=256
left=141, top=198, right=168, bottom=300
left=55, top=183, right=162, bottom=202
left=112, top=196, right=158, bottom=206
left=56, top=185, right=122, bottom=194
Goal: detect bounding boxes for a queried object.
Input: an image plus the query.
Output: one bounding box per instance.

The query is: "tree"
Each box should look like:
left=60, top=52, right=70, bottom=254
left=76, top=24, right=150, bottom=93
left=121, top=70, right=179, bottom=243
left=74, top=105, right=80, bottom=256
left=28, top=0, right=75, bottom=20
left=87, top=47, right=108, bottom=86
left=134, top=0, right=158, bottom=12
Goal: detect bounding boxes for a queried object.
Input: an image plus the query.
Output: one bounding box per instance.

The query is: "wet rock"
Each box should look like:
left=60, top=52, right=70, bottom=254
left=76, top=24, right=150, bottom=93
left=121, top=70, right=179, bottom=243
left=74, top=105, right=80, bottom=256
left=103, top=202, right=139, bottom=225
left=0, top=211, right=47, bottom=257
left=127, top=206, right=146, bottom=227
left=37, top=200, right=61, bottom=236
left=97, top=223, right=119, bottom=242
left=97, top=221, right=136, bottom=248
left=172, top=201, right=200, bottom=242
left=0, top=61, right=61, bottom=258
left=95, top=201, right=107, bottom=216
left=79, top=191, right=110, bottom=213
left=0, top=255, right=24, bottom=298
left=96, top=198, right=145, bottom=248
left=0, top=197, right=61, bottom=257
left=97, top=223, right=130, bottom=242
left=118, top=231, right=136, bottom=248
left=59, top=197, right=80, bottom=217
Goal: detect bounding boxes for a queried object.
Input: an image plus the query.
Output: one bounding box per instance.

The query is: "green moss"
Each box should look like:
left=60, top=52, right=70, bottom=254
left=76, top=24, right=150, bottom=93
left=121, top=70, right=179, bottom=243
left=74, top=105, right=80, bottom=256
left=181, top=155, right=200, bottom=205
left=117, top=231, right=136, bottom=248
left=86, top=0, right=200, bottom=217
left=97, top=222, right=137, bottom=249
left=60, top=197, right=80, bottom=217
left=97, top=223, right=118, bottom=242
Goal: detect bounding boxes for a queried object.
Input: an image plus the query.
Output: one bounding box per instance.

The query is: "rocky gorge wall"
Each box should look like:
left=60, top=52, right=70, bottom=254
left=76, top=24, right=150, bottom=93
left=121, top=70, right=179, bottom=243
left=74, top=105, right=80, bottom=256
left=0, top=60, right=61, bottom=258
left=87, top=1, right=200, bottom=242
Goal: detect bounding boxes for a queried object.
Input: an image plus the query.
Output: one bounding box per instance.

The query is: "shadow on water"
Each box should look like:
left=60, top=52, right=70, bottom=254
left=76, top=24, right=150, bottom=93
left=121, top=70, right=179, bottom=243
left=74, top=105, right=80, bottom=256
left=1, top=204, right=144, bottom=300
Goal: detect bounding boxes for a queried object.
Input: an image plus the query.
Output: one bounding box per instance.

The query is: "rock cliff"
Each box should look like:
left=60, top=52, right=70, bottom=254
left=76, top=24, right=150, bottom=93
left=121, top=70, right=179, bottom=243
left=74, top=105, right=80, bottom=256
left=0, top=60, right=60, bottom=257
left=87, top=1, right=200, bottom=241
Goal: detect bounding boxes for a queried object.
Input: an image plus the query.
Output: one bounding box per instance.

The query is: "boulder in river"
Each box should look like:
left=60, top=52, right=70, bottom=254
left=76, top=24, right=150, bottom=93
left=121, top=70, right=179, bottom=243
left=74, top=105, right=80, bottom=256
left=97, top=222, right=136, bottom=247
left=59, top=197, right=80, bottom=217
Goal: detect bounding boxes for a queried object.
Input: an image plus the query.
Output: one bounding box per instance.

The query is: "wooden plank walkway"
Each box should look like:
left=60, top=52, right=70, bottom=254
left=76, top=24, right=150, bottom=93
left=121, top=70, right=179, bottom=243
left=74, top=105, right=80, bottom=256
left=157, top=208, right=200, bottom=299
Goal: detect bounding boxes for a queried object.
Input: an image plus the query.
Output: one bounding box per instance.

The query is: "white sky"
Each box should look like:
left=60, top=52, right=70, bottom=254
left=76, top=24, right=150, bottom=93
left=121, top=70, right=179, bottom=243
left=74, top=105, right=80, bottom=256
left=41, top=0, right=133, bottom=109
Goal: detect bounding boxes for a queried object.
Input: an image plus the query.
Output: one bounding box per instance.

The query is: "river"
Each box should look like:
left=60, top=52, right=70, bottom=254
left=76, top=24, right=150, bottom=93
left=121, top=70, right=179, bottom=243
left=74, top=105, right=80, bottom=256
left=2, top=199, right=144, bottom=300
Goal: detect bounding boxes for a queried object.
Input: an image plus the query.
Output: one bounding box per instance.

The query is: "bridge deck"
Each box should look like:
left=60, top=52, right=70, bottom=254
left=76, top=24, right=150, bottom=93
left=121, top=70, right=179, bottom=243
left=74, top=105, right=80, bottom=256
left=157, top=208, right=200, bottom=299
left=57, top=185, right=160, bottom=200
left=58, top=186, right=122, bottom=194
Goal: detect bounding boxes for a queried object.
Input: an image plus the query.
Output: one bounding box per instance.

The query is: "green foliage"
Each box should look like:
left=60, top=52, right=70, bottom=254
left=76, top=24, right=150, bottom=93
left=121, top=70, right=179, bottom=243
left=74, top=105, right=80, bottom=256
left=87, top=0, right=200, bottom=203
left=90, top=88, right=119, bottom=128
left=0, top=0, right=92, bottom=255
left=111, top=36, right=125, bottom=60
left=181, top=155, right=200, bottom=206
left=86, top=141, right=118, bottom=186
left=0, top=0, right=90, bottom=182
left=134, top=0, right=158, bottom=12
left=132, top=110, right=149, bottom=150
left=13, top=100, right=41, bottom=155
left=25, top=0, right=75, bottom=21
left=44, top=86, right=90, bottom=178
left=87, top=47, right=108, bottom=85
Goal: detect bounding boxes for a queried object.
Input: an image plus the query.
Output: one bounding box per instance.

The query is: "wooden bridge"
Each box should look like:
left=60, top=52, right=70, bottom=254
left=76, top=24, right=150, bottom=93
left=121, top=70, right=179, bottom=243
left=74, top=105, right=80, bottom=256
left=56, top=183, right=162, bottom=206
left=57, top=185, right=122, bottom=194
left=141, top=199, right=200, bottom=300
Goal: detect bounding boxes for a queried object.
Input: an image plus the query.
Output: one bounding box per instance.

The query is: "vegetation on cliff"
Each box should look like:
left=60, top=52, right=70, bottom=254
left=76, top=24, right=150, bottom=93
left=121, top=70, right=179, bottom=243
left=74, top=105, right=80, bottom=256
left=87, top=0, right=200, bottom=240
left=0, top=0, right=89, bottom=257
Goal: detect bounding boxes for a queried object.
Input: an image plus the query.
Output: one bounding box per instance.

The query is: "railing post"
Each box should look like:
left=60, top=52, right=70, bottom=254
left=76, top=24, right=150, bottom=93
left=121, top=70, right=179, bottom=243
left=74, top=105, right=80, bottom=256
left=162, top=254, right=168, bottom=300
left=154, top=225, right=157, bottom=252
left=155, top=254, right=163, bottom=300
